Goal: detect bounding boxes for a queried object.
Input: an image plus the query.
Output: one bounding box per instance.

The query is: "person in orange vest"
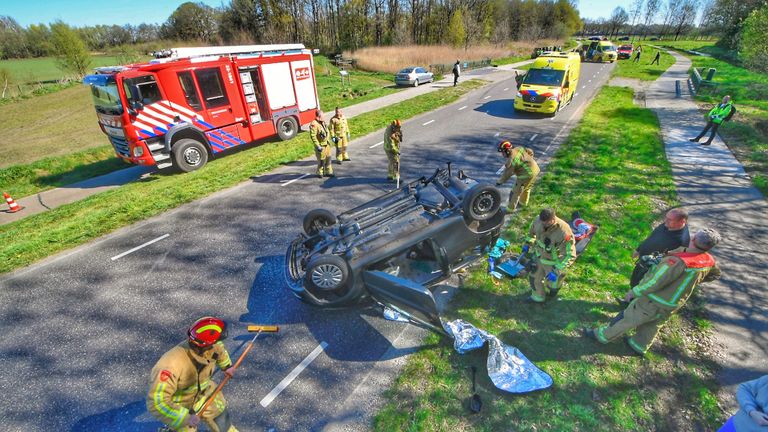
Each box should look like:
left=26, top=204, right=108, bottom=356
left=496, top=140, right=541, bottom=212
left=147, top=317, right=239, bottom=432
left=583, top=228, right=721, bottom=356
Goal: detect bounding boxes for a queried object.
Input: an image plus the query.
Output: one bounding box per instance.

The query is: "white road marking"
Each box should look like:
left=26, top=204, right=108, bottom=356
left=575, top=93, right=579, bottom=97
left=458, top=105, right=467, bottom=111
left=369, top=141, right=384, bottom=148
left=111, top=234, right=170, bottom=261
left=495, top=165, right=505, bottom=175
left=281, top=173, right=309, bottom=187
left=422, top=120, right=435, bottom=126
left=483, top=95, right=491, bottom=100
left=582, top=86, right=586, bottom=89
left=494, top=132, right=500, bottom=137
left=530, top=134, right=538, bottom=141
left=260, top=342, right=328, bottom=408
left=503, top=87, right=509, bottom=91
left=588, top=80, right=592, bottom=83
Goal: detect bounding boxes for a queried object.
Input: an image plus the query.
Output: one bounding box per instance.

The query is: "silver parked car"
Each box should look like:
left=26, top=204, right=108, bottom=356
left=395, top=67, right=434, bottom=87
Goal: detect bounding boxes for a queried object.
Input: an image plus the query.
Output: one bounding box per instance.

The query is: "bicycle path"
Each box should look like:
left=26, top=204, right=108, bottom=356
left=0, top=59, right=533, bottom=226
left=646, top=49, right=768, bottom=409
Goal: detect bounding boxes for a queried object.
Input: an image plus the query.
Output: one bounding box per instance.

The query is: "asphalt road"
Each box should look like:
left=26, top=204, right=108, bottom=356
left=0, top=61, right=614, bottom=432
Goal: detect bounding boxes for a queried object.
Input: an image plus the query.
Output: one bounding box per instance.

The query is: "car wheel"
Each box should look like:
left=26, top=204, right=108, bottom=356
left=303, top=208, right=337, bottom=236
left=172, top=138, right=208, bottom=172
left=305, top=255, right=350, bottom=294
left=277, top=116, right=299, bottom=141
left=413, top=79, right=419, bottom=87
left=463, top=184, right=502, bottom=222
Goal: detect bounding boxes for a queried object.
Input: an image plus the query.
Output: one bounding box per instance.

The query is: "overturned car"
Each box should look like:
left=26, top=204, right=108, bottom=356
left=285, top=164, right=505, bottom=330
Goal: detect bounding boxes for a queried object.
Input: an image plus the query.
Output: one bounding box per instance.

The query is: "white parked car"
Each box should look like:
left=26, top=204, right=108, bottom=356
left=395, top=67, right=434, bottom=87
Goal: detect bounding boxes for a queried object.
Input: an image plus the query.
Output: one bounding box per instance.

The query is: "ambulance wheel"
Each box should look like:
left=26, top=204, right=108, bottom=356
left=277, top=116, right=298, bottom=141
left=463, top=184, right=502, bottom=222
left=172, top=139, right=208, bottom=172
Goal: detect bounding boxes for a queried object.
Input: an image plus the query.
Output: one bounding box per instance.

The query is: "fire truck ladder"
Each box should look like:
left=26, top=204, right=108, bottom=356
left=156, top=44, right=308, bottom=61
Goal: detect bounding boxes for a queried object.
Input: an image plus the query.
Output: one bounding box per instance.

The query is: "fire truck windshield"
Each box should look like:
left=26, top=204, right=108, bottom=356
left=123, top=75, right=162, bottom=108
left=87, top=76, right=123, bottom=115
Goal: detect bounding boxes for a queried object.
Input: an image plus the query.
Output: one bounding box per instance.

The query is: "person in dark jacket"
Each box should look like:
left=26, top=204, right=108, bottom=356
left=690, top=95, right=737, bottom=146
left=629, top=208, right=690, bottom=287
left=452, top=60, right=461, bottom=86
left=650, top=50, right=661, bottom=65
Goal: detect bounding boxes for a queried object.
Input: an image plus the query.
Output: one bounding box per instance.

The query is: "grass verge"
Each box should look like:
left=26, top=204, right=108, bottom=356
left=0, top=79, right=485, bottom=275
left=656, top=40, right=768, bottom=196
left=612, top=49, right=676, bottom=81
left=314, top=55, right=401, bottom=112
left=374, top=86, right=723, bottom=432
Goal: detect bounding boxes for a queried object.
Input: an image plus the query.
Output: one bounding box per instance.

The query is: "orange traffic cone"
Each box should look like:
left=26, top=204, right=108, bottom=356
left=3, top=192, right=23, bottom=213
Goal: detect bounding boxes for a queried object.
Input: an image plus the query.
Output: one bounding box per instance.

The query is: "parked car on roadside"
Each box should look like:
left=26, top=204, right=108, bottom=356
left=394, top=67, right=434, bottom=87
left=588, top=36, right=602, bottom=41
left=285, top=164, right=504, bottom=326
left=618, top=36, right=630, bottom=41
left=617, top=45, right=633, bottom=59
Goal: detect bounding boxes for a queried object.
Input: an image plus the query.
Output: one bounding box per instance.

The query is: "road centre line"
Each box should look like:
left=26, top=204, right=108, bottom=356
left=458, top=105, right=467, bottom=111
left=588, top=80, right=592, bottom=83
left=483, top=95, right=491, bottom=100
left=494, top=132, right=500, bottom=137
left=111, top=234, right=170, bottom=261
left=503, top=87, right=509, bottom=91
left=495, top=165, right=505, bottom=175
left=530, top=134, right=538, bottom=141
left=369, top=141, right=384, bottom=148
left=260, top=342, right=328, bottom=408
left=281, top=173, right=309, bottom=187
left=422, top=120, right=435, bottom=126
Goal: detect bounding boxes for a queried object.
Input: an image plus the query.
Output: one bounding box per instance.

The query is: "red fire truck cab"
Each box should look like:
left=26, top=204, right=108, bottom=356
left=84, top=44, right=320, bottom=172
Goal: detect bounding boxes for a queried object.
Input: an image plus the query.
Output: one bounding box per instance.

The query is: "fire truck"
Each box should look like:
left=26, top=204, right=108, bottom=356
left=83, top=44, right=320, bottom=172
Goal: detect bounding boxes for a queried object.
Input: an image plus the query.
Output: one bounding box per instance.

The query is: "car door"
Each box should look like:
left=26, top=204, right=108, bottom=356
left=362, top=270, right=447, bottom=336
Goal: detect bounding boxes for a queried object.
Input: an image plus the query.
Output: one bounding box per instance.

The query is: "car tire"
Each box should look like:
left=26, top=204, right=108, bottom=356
left=305, top=255, right=350, bottom=294
left=463, top=184, right=502, bottom=222
left=303, top=208, right=337, bottom=236
left=172, top=138, right=208, bottom=172
left=277, top=116, right=299, bottom=141
left=413, top=79, right=419, bottom=87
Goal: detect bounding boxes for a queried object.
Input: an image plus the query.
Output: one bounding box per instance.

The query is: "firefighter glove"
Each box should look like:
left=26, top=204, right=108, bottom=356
left=521, top=244, right=530, bottom=254
left=185, top=414, right=201, bottom=427
left=547, top=271, right=558, bottom=282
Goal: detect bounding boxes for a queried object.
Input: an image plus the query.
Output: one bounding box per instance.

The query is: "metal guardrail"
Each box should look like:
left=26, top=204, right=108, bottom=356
left=689, top=67, right=717, bottom=95
left=429, top=58, right=492, bottom=75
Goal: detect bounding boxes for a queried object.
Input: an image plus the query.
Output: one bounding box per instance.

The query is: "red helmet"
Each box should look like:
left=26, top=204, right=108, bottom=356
left=497, top=140, right=513, bottom=154
left=393, top=119, right=401, bottom=127
left=188, top=317, right=227, bottom=348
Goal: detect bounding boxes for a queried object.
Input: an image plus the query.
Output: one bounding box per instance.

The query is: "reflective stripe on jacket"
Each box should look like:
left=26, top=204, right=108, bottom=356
left=498, top=147, right=540, bottom=184
left=527, top=216, right=576, bottom=270
left=708, top=102, right=734, bottom=124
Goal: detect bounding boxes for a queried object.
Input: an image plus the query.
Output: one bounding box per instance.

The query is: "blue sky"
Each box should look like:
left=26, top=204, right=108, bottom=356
left=6, top=0, right=633, bottom=27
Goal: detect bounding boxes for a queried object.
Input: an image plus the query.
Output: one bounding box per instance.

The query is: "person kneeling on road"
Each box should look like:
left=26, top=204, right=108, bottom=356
left=524, top=208, right=576, bottom=303
left=147, top=316, right=239, bottom=432
left=583, top=228, right=721, bottom=356
left=310, top=110, right=334, bottom=178
left=495, top=140, right=540, bottom=213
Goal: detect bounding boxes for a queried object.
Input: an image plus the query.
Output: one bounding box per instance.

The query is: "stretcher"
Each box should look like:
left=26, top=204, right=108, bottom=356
left=495, top=212, right=598, bottom=279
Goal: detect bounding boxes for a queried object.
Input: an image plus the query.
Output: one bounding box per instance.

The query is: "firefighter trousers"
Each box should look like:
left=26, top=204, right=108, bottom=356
left=335, top=136, right=349, bottom=161
left=386, top=151, right=400, bottom=179
left=595, top=296, right=672, bottom=354
left=528, top=261, right=561, bottom=302
left=508, top=175, right=536, bottom=210
left=315, top=146, right=333, bottom=176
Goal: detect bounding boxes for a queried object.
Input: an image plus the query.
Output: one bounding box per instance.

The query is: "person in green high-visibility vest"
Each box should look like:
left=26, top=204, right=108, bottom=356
left=690, top=95, right=736, bottom=146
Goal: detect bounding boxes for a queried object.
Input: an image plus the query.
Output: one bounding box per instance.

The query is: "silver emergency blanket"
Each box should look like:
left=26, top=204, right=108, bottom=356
left=383, top=308, right=553, bottom=393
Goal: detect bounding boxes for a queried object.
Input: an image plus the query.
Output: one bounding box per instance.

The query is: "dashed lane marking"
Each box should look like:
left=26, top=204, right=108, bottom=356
left=458, top=105, right=467, bottom=111
left=111, top=234, right=170, bottom=261
left=503, top=87, right=509, bottom=91
left=369, top=141, right=384, bottom=148
left=422, top=120, right=435, bottom=126
left=483, top=96, right=491, bottom=100
left=281, top=173, right=309, bottom=187
left=530, top=133, right=538, bottom=141
left=260, top=342, right=328, bottom=408
left=495, top=165, right=505, bottom=175
left=588, top=80, right=592, bottom=83
left=494, top=132, right=500, bottom=137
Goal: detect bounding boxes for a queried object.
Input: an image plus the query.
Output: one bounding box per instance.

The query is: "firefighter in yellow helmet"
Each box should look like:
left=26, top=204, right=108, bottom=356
left=147, top=317, right=239, bottom=432
left=330, top=107, right=351, bottom=163
left=496, top=140, right=541, bottom=212
left=383, top=119, right=402, bottom=182
left=584, top=229, right=721, bottom=355
left=523, top=208, right=576, bottom=303
left=310, top=110, right=333, bottom=178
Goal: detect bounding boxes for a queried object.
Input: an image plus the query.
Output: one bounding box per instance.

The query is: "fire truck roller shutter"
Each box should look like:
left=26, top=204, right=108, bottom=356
left=261, top=62, right=297, bottom=110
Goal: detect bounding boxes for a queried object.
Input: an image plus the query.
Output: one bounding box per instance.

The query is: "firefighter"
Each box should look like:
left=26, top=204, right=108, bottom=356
left=689, top=95, right=736, bottom=146
left=584, top=228, right=721, bottom=356
left=147, top=317, right=239, bottom=432
left=383, top=119, right=402, bottom=182
left=310, top=110, right=333, bottom=177
left=523, top=208, right=576, bottom=303
left=330, top=107, right=351, bottom=163
left=495, top=140, right=541, bottom=212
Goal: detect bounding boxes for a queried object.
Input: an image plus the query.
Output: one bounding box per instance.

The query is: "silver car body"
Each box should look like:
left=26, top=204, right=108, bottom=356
left=395, top=67, right=434, bottom=87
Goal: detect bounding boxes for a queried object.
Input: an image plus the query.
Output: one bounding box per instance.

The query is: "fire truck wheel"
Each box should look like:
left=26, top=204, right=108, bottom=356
left=277, top=117, right=299, bottom=141
left=172, top=138, right=209, bottom=172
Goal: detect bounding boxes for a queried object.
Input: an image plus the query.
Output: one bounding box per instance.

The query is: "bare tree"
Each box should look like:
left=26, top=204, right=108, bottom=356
left=628, top=0, right=644, bottom=40
left=607, top=6, right=629, bottom=38
left=670, top=0, right=699, bottom=40
left=641, top=0, right=662, bottom=39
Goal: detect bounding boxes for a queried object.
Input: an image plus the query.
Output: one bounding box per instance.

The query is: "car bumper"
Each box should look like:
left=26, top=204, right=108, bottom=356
left=514, top=97, right=558, bottom=114
left=618, top=53, right=631, bottom=59
left=395, top=78, right=417, bottom=86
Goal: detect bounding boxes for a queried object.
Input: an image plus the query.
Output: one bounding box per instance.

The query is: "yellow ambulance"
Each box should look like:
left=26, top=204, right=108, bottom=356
left=585, top=40, right=618, bottom=63
left=514, top=52, right=581, bottom=115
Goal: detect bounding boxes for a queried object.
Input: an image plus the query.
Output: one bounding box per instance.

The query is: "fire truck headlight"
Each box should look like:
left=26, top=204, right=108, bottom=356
left=132, top=146, right=145, bottom=157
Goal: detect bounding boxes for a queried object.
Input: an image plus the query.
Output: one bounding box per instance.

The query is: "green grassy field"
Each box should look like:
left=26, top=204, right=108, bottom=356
left=0, top=55, right=128, bottom=83
left=0, top=80, right=485, bottom=275
left=612, top=49, right=676, bottom=81
left=656, top=40, right=768, bottom=196
left=374, top=86, right=723, bottom=432
left=314, top=55, right=402, bottom=112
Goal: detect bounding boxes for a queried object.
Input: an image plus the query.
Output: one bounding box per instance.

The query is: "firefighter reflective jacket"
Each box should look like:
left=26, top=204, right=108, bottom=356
left=708, top=102, right=735, bottom=124
left=632, top=247, right=721, bottom=310
left=330, top=115, right=349, bottom=138
left=146, top=341, right=232, bottom=429
left=309, top=120, right=330, bottom=147
left=527, top=216, right=576, bottom=270
left=383, top=124, right=401, bottom=154
left=498, top=146, right=540, bottom=184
